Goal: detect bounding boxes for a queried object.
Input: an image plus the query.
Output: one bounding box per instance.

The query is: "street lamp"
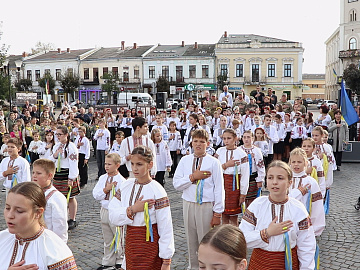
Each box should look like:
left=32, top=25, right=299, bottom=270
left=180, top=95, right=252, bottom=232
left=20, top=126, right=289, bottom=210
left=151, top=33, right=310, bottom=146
left=2, top=59, right=11, bottom=111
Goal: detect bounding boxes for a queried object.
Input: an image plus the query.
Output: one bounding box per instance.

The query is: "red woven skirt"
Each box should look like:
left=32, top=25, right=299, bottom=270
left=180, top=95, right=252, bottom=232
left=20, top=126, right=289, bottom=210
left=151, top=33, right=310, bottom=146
left=249, top=246, right=299, bottom=270
left=125, top=224, right=162, bottom=270
left=223, top=174, right=241, bottom=215
left=53, top=168, right=80, bottom=197
left=245, top=177, right=257, bottom=207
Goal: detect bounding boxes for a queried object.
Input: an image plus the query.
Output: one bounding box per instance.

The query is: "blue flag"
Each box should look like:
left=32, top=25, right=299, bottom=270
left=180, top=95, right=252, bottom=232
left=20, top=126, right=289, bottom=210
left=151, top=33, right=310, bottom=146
left=340, top=80, right=359, bottom=126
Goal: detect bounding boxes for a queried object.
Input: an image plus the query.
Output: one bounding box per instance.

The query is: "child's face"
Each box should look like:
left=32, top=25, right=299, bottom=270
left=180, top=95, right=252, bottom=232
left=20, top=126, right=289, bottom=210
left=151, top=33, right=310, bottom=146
left=115, top=135, right=123, bottom=144
left=323, top=135, right=328, bottom=143
left=7, top=143, right=20, bottom=157
left=105, top=157, right=120, bottom=174
left=13, top=125, right=19, bottom=131
left=233, top=123, right=239, bottom=129
left=78, top=130, right=85, bottom=137
left=242, top=133, right=253, bottom=146
left=169, top=124, right=176, bottom=131
left=3, top=137, right=9, bottom=143
left=32, top=165, right=52, bottom=188
left=155, top=116, right=162, bottom=124
left=154, top=133, right=162, bottom=142
left=297, top=119, right=303, bottom=126
left=192, top=136, right=209, bottom=156
left=285, top=115, right=290, bottom=122
left=26, top=122, right=31, bottom=127
left=33, top=134, right=40, bottom=141
left=131, top=154, right=153, bottom=179
left=220, top=117, right=227, bottom=127
left=264, top=117, right=271, bottom=126
left=46, top=133, right=53, bottom=142
left=254, top=118, right=260, bottom=125
left=290, top=155, right=307, bottom=174
left=255, top=130, right=264, bottom=139
left=301, top=140, right=314, bottom=157
left=223, top=132, right=236, bottom=147
left=275, top=117, right=281, bottom=124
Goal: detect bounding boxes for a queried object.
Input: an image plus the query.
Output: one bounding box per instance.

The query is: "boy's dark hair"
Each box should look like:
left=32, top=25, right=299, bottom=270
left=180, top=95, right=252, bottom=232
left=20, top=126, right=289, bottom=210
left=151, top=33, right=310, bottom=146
left=192, top=129, right=209, bottom=142
left=7, top=138, right=23, bottom=148
left=132, top=117, right=146, bottom=130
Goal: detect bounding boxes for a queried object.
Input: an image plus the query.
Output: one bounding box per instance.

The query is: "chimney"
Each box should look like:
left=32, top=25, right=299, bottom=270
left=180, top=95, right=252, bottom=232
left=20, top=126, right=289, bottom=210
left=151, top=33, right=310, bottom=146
left=133, top=43, right=137, bottom=49
left=181, top=41, right=185, bottom=47
left=67, top=48, right=70, bottom=53
left=22, top=52, right=27, bottom=57
left=121, top=41, right=125, bottom=50
left=194, top=42, right=198, bottom=49
left=57, top=48, right=61, bottom=54
left=224, top=31, right=227, bottom=38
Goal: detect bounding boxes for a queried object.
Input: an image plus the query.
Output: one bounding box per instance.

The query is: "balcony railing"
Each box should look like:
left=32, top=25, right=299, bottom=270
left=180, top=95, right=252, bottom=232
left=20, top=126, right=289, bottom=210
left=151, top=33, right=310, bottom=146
left=244, top=76, right=266, bottom=85
left=339, top=49, right=360, bottom=58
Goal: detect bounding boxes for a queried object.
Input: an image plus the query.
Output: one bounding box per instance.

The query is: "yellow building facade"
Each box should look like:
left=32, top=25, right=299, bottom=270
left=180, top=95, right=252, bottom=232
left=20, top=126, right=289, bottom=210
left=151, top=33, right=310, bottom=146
left=302, top=74, right=325, bottom=100
left=215, top=32, right=304, bottom=100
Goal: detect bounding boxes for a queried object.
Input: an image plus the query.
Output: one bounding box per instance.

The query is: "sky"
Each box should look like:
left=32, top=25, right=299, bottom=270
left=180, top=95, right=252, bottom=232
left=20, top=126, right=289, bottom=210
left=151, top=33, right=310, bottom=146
left=1, top=0, right=340, bottom=74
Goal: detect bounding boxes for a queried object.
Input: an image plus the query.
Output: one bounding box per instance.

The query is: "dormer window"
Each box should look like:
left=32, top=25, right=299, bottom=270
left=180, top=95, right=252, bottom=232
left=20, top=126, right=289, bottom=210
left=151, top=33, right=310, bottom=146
left=349, top=37, right=357, bottom=50
left=350, top=9, right=357, bottom=21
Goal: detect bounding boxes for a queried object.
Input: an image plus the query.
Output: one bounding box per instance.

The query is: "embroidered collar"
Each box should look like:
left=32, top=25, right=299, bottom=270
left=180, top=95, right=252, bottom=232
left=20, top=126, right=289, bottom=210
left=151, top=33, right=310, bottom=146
left=42, top=183, right=52, bottom=192
left=308, top=156, right=314, bottom=161
left=194, top=153, right=207, bottom=158
left=268, top=196, right=289, bottom=205
left=135, top=178, right=152, bottom=185
left=292, top=172, right=307, bottom=178
left=16, top=226, right=44, bottom=245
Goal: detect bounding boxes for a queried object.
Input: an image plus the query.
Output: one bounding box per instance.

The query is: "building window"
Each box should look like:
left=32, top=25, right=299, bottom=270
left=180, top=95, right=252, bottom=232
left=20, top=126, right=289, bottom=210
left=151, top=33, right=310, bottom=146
left=103, top=67, right=108, bottom=76
left=67, top=68, right=73, bottom=77
left=162, top=66, right=169, bottom=80
left=350, top=38, right=357, bottom=49
left=84, top=68, right=89, bottom=80
left=284, top=64, right=292, bottom=77
left=35, top=70, right=40, bottom=81
left=312, top=84, right=319, bottom=88
left=134, top=67, right=139, bottom=79
left=27, top=70, right=32, bottom=80
left=349, top=0, right=358, bottom=2
left=93, top=68, right=99, bottom=81
left=123, top=67, right=129, bottom=82
left=56, top=69, right=61, bottom=81
left=220, top=64, right=228, bottom=76
left=45, top=69, right=50, bottom=75
left=149, top=66, right=155, bottom=78
left=252, top=64, right=259, bottom=82
left=268, top=64, right=275, bottom=77
left=112, top=67, right=119, bottom=77
left=202, top=65, right=209, bottom=78
left=236, top=64, right=244, bottom=77
left=350, top=9, right=358, bottom=22
left=176, top=66, right=183, bottom=81
left=189, top=65, right=196, bottom=78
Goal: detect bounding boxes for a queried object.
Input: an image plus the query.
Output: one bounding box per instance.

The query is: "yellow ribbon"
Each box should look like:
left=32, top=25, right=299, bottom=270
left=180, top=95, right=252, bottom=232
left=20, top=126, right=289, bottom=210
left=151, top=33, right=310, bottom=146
left=235, top=164, right=239, bottom=190
left=109, top=226, right=121, bottom=253
left=310, top=167, right=318, bottom=183
left=67, top=185, right=72, bottom=204
left=56, top=152, right=61, bottom=172
left=322, top=154, right=329, bottom=179
left=144, top=202, right=151, bottom=241
left=111, top=185, right=116, bottom=199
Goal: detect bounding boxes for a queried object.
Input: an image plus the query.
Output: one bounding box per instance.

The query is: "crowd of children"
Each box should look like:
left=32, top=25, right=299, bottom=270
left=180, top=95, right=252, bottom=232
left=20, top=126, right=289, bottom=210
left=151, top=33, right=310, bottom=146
left=0, top=99, right=339, bottom=270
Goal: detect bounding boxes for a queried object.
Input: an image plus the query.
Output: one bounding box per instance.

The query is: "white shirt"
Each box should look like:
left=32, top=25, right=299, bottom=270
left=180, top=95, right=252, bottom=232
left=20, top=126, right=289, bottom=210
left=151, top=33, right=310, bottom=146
left=289, top=172, right=326, bottom=237
left=260, top=124, right=279, bottom=155
left=49, top=142, right=79, bottom=180
left=307, top=155, right=326, bottom=197
left=0, top=228, right=76, bottom=269
left=273, top=122, right=286, bottom=141
left=28, top=140, right=43, bottom=154
left=314, top=143, right=334, bottom=188
left=239, top=196, right=316, bottom=270
left=74, top=135, right=90, bottom=160
left=219, top=92, right=233, bottom=107
left=152, top=124, right=169, bottom=142
left=44, top=186, right=68, bottom=243
left=110, top=141, right=122, bottom=156
left=155, top=141, right=172, bottom=171
left=167, top=131, right=182, bottom=151
left=94, top=128, right=111, bottom=151
left=38, top=142, right=53, bottom=159
left=93, top=173, right=126, bottom=209
left=173, top=154, right=225, bottom=214
left=108, top=178, right=175, bottom=260
left=239, top=145, right=266, bottom=183
left=291, top=125, right=308, bottom=140
left=0, top=144, right=9, bottom=157
left=215, top=147, right=250, bottom=196
left=253, top=141, right=269, bottom=157
left=0, top=156, right=31, bottom=189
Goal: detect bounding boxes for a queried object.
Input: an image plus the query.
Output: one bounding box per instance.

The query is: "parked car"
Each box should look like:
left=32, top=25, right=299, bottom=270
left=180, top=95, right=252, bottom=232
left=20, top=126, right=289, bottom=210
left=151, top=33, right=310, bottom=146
left=317, top=100, right=336, bottom=109
left=305, top=98, right=313, bottom=104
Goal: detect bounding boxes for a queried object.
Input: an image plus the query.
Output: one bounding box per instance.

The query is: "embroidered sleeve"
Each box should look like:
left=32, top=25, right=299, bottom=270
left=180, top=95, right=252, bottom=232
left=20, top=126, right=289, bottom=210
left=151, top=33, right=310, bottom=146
left=317, top=171, right=324, bottom=177
left=260, top=229, right=269, bottom=244
left=242, top=209, right=257, bottom=226
left=298, top=217, right=311, bottom=231
left=240, top=156, right=248, bottom=164
left=256, top=159, right=265, bottom=169
left=48, top=256, right=77, bottom=270
left=115, top=189, right=121, bottom=201
left=154, top=196, right=170, bottom=210
left=298, top=186, right=307, bottom=196
left=311, top=191, right=323, bottom=202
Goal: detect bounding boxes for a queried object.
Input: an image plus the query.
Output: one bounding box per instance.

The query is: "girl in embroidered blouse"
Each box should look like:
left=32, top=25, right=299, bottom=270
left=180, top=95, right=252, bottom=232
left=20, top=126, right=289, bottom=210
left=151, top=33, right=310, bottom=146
left=239, top=160, right=316, bottom=270
left=108, top=146, right=174, bottom=270
left=1, top=182, right=77, bottom=270
left=10, top=124, right=22, bottom=141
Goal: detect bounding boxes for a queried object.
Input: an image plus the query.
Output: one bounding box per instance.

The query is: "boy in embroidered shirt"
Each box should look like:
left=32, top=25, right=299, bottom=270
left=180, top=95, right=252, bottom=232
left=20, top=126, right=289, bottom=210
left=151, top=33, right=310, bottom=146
left=75, top=126, right=90, bottom=188
left=153, top=114, right=169, bottom=142
left=110, top=131, right=129, bottom=178
left=32, top=159, right=68, bottom=242
left=0, top=138, right=31, bottom=195
left=94, top=119, right=111, bottom=178
left=173, top=129, right=225, bottom=270
left=28, top=131, right=42, bottom=164
left=93, top=153, right=126, bottom=270
left=0, top=133, right=10, bottom=160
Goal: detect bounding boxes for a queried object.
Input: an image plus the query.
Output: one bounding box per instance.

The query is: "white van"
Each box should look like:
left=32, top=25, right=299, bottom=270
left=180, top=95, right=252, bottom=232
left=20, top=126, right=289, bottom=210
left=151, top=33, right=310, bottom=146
left=117, top=93, right=155, bottom=108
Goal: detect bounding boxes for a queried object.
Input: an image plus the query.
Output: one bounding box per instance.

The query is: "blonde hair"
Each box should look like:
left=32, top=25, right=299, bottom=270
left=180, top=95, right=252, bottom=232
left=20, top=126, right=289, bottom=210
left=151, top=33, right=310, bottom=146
left=106, top=153, right=121, bottom=164
left=302, top=138, right=315, bottom=148
left=267, top=160, right=292, bottom=182
left=33, top=159, right=56, bottom=175
left=289, top=148, right=308, bottom=165
left=312, top=126, right=324, bottom=136
left=150, top=128, right=162, bottom=142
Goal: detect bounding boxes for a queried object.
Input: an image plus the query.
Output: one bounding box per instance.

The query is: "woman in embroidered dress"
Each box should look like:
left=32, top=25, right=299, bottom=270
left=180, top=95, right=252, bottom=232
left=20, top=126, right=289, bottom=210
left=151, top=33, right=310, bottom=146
left=239, top=160, right=316, bottom=270
left=0, top=182, right=77, bottom=270
left=49, top=125, right=80, bottom=230
left=214, top=129, right=249, bottom=225
left=108, top=146, right=174, bottom=270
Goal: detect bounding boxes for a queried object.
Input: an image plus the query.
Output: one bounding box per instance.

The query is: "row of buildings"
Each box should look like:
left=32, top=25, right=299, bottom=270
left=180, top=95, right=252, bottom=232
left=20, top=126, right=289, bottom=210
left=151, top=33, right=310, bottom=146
left=1, top=31, right=325, bottom=105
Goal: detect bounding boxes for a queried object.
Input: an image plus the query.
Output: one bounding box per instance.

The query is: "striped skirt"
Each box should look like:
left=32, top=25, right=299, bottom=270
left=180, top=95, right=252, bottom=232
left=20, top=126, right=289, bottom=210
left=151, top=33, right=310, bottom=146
left=53, top=168, right=80, bottom=197
left=125, top=224, right=162, bottom=269
left=223, top=174, right=241, bottom=215
left=245, top=174, right=258, bottom=207
left=249, top=246, right=299, bottom=270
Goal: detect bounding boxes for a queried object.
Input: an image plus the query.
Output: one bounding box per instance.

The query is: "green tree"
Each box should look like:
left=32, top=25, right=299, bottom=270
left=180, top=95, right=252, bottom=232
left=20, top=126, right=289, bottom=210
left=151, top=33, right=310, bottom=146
left=217, top=74, right=228, bottom=93
left=0, top=73, right=13, bottom=101
left=15, top=79, right=32, bottom=91
left=59, top=70, right=80, bottom=101
left=38, top=74, right=55, bottom=95
left=101, top=72, right=120, bottom=104
left=156, top=76, right=169, bottom=95
left=343, top=63, right=360, bottom=94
